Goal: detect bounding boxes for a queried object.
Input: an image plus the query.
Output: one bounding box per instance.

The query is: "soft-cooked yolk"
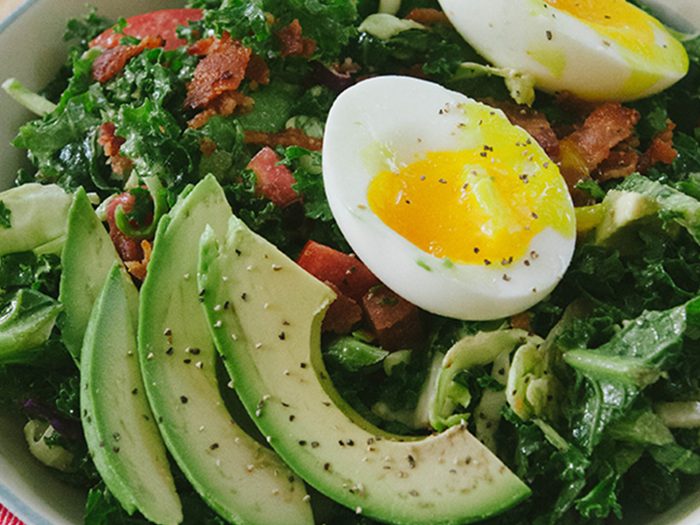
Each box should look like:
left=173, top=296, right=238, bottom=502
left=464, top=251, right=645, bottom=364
left=545, top=0, right=653, bottom=36
left=367, top=104, right=574, bottom=266
left=543, top=0, right=687, bottom=74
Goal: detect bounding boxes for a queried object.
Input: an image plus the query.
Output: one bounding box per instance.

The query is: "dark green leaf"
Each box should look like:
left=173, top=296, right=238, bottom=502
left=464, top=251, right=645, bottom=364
left=575, top=179, right=606, bottom=201
left=0, top=201, right=11, bottom=229
left=63, top=7, right=112, bottom=52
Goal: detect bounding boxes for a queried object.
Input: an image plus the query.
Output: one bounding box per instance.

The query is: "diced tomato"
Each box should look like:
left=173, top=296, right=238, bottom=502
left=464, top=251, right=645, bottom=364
left=106, top=193, right=143, bottom=262
left=362, top=285, right=423, bottom=351
left=322, top=282, right=363, bottom=334
left=296, top=241, right=380, bottom=302
left=247, top=146, right=299, bottom=207
left=90, top=8, right=203, bottom=51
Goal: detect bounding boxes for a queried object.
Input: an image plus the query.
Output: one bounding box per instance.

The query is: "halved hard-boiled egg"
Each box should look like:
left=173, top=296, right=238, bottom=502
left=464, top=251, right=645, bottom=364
left=438, top=0, right=689, bottom=101
left=323, top=76, right=576, bottom=321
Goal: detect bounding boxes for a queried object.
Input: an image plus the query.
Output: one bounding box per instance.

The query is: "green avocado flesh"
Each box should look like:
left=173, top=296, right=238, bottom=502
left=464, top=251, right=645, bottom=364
left=198, top=216, right=531, bottom=525
left=138, top=175, right=313, bottom=525
left=59, top=188, right=120, bottom=361
left=81, top=264, right=182, bottom=525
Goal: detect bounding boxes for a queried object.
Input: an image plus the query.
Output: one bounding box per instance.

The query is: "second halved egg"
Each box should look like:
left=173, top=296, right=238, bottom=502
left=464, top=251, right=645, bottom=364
left=438, top=0, right=689, bottom=101
left=322, top=76, right=576, bottom=320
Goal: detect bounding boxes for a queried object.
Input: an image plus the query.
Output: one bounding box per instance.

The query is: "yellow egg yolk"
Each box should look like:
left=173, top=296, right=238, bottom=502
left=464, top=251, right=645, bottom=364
left=367, top=104, right=575, bottom=266
left=543, top=0, right=688, bottom=77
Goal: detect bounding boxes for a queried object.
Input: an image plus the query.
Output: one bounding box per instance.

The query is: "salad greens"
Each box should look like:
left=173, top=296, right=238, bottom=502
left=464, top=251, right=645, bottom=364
left=0, top=1, right=699, bottom=524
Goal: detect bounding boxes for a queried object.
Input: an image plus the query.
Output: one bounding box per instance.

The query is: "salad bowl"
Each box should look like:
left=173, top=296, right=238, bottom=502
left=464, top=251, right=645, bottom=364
left=0, top=1, right=699, bottom=524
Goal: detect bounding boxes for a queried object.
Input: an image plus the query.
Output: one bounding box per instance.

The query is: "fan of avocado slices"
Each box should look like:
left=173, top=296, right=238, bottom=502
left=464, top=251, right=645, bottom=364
left=0, top=1, right=699, bottom=525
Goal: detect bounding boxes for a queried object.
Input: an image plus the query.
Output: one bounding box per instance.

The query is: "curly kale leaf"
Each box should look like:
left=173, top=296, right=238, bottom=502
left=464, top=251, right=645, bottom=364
left=114, top=99, right=195, bottom=188
left=564, top=297, right=699, bottom=451
left=197, top=0, right=358, bottom=61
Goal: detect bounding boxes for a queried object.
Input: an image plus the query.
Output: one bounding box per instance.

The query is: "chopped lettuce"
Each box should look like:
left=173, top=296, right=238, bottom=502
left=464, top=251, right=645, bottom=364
left=2, top=78, right=57, bottom=117
left=0, top=289, right=62, bottom=365
left=429, top=329, right=533, bottom=431
left=325, top=336, right=389, bottom=372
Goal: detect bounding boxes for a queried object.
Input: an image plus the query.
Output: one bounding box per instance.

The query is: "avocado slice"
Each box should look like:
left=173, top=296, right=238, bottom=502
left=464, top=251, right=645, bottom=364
left=139, top=175, right=313, bottom=525
left=59, top=188, right=121, bottom=361
left=81, top=263, right=182, bottom=525
left=198, top=216, right=531, bottom=525
left=595, top=189, right=659, bottom=247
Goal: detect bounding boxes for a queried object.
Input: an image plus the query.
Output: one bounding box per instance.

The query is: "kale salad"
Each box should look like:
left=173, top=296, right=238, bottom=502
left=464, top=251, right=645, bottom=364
left=1, top=1, right=699, bottom=524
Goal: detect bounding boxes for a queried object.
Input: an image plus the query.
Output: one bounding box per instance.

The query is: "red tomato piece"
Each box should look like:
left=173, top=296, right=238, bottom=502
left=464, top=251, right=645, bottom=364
left=296, top=241, right=380, bottom=302
left=247, top=146, right=299, bottom=208
left=90, top=8, right=203, bottom=51
left=322, top=282, right=363, bottom=334
left=362, top=285, right=423, bottom=351
left=106, top=193, right=143, bottom=262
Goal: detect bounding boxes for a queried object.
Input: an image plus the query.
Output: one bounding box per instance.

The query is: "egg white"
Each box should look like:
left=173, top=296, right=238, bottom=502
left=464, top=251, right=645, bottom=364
left=322, top=76, right=575, bottom=320
left=438, top=0, right=688, bottom=101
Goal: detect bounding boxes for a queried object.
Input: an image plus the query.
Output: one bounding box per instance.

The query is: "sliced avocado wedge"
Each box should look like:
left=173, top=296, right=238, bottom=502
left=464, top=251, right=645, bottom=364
left=59, top=187, right=120, bottom=361
left=139, top=175, right=313, bottom=525
left=81, top=263, right=182, bottom=525
left=199, top=216, right=531, bottom=525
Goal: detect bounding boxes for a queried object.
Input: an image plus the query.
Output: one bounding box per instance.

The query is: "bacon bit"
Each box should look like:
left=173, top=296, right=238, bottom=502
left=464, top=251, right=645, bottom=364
left=555, top=91, right=597, bottom=120
left=487, top=99, right=560, bottom=158
left=92, top=36, right=163, bottom=83
left=98, top=123, right=123, bottom=157
left=596, top=147, right=639, bottom=182
left=563, top=103, right=640, bottom=172
left=98, top=122, right=133, bottom=176
left=188, top=90, right=254, bottom=129
left=185, top=33, right=252, bottom=110
left=362, top=285, right=423, bottom=351
left=188, top=37, right=216, bottom=56
left=277, top=19, right=316, bottom=58
left=510, top=311, right=532, bottom=332
left=399, top=64, right=429, bottom=80
left=557, top=138, right=592, bottom=205
left=246, top=54, right=270, bottom=86
left=125, top=240, right=153, bottom=281
left=323, top=282, right=363, bottom=334
left=200, top=137, right=217, bottom=156
left=404, top=8, right=451, bottom=26
left=244, top=128, right=323, bottom=151
left=638, top=121, right=677, bottom=173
